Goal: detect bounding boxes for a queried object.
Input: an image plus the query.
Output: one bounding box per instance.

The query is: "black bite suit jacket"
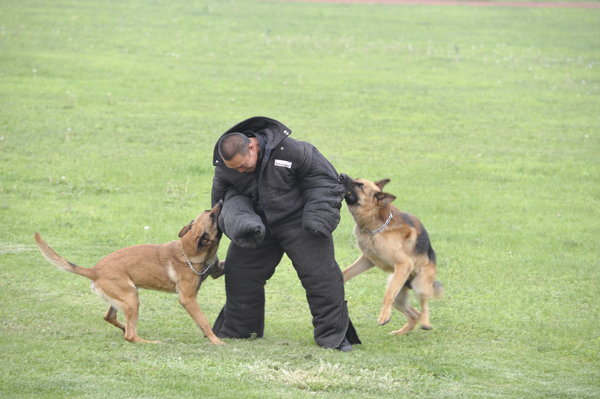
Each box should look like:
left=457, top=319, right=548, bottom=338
left=212, top=116, right=344, bottom=245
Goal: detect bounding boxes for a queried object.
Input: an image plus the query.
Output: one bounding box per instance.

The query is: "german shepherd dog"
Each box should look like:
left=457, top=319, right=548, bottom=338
left=339, top=174, right=443, bottom=335
left=34, top=202, right=225, bottom=344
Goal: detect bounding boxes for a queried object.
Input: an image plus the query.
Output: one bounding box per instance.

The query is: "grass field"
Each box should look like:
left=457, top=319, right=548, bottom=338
left=1, top=0, right=599, bottom=397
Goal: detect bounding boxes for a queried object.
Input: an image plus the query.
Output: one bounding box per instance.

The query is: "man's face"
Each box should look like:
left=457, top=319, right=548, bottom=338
left=223, top=140, right=259, bottom=173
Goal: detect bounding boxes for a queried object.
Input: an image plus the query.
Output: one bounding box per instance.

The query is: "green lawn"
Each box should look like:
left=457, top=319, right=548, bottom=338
left=1, top=0, right=598, bottom=397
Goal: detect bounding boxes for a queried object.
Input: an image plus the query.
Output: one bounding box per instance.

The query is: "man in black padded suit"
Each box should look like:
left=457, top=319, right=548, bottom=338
left=211, top=116, right=360, bottom=351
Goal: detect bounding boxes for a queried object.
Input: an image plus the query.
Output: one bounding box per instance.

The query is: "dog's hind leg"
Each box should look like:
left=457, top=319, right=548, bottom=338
left=410, top=267, right=437, bottom=330
left=120, top=293, right=161, bottom=344
left=103, top=306, right=125, bottom=332
left=389, top=286, right=420, bottom=335
left=418, top=297, right=432, bottom=330
left=93, top=279, right=160, bottom=344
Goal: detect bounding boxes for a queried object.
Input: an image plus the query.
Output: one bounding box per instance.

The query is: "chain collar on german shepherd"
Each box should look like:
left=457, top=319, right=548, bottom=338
left=339, top=174, right=443, bottom=336
left=34, top=201, right=226, bottom=345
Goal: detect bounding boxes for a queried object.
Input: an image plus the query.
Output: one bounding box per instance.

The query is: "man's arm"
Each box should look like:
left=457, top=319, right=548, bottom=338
left=211, top=168, right=231, bottom=206
left=212, top=168, right=266, bottom=247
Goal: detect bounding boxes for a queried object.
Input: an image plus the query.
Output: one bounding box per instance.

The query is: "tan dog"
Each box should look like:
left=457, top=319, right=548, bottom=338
left=34, top=201, right=225, bottom=345
left=339, top=174, right=443, bottom=335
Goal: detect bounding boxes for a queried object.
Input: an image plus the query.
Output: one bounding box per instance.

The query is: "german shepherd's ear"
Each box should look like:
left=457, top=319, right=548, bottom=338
left=178, top=220, right=194, bottom=238
left=375, top=179, right=391, bottom=190
left=374, top=191, right=396, bottom=206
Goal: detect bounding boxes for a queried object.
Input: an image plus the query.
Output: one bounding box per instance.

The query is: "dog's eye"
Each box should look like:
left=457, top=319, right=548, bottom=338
left=201, top=234, right=210, bottom=245
left=356, top=183, right=364, bottom=190
left=198, top=233, right=211, bottom=246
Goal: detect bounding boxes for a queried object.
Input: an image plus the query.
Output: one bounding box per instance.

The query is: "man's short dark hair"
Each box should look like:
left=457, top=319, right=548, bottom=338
left=218, top=133, right=250, bottom=161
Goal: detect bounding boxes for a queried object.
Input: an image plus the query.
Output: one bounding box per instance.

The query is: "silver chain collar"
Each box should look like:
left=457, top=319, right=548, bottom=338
left=370, top=211, right=394, bottom=235
left=181, top=247, right=212, bottom=276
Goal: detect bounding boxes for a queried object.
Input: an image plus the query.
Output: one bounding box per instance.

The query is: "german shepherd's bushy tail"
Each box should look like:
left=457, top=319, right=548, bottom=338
left=34, top=232, right=96, bottom=280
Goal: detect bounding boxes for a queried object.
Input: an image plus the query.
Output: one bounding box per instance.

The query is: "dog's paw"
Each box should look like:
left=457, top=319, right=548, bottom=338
left=389, top=322, right=416, bottom=335
left=131, top=338, right=162, bottom=344
left=420, top=324, right=433, bottom=331
left=210, top=260, right=226, bottom=279
left=213, top=338, right=226, bottom=346
left=378, top=311, right=391, bottom=326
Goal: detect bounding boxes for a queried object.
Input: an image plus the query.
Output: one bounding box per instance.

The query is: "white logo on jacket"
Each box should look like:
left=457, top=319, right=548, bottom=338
left=274, top=159, right=292, bottom=168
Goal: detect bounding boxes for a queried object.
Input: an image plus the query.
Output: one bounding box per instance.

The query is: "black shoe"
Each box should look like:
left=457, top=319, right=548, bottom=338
left=335, top=337, right=353, bottom=352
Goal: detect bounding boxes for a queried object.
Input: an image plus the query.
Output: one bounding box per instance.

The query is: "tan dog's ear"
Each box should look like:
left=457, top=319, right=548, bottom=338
left=178, top=220, right=194, bottom=238
left=374, top=191, right=396, bottom=206
left=375, top=179, right=391, bottom=190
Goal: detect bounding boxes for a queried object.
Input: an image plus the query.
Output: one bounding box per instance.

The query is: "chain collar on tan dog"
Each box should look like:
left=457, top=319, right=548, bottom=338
left=370, top=211, right=394, bottom=235
left=181, top=246, right=212, bottom=276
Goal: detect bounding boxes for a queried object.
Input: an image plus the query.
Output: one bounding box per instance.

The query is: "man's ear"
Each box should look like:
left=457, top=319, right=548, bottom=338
left=375, top=179, right=391, bottom=190
left=178, top=220, right=194, bottom=238
left=374, top=191, right=396, bottom=206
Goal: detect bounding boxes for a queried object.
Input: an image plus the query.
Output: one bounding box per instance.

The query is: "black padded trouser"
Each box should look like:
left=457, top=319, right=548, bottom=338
left=213, top=225, right=360, bottom=348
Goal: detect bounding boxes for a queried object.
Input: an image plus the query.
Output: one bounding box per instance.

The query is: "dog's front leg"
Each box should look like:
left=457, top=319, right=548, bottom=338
left=379, top=259, right=413, bottom=326
left=342, top=255, right=374, bottom=283
left=177, top=284, right=225, bottom=345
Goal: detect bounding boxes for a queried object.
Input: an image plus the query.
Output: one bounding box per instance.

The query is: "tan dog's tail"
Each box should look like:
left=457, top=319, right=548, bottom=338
left=34, top=232, right=96, bottom=280
left=433, top=281, right=444, bottom=299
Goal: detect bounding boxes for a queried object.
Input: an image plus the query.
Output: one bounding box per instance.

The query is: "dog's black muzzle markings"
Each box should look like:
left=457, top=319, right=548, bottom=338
left=339, top=173, right=358, bottom=206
